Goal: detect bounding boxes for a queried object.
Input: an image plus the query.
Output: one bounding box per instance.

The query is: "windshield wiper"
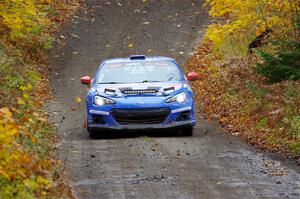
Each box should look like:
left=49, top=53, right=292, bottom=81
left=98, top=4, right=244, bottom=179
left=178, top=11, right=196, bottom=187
left=141, top=80, right=160, bottom=83
left=99, top=81, right=161, bottom=84
left=99, top=82, right=123, bottom=84
left=168, top=76, right=174, bottom=81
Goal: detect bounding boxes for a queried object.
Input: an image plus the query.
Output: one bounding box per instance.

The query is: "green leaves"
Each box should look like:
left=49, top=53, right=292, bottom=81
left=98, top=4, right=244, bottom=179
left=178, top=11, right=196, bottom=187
left=254, top=40, right=300, bottom=83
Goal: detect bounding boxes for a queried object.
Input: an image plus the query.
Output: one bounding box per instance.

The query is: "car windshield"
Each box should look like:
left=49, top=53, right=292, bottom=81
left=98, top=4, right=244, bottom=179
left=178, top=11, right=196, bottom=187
left=97, top=60, right=183, bottom=84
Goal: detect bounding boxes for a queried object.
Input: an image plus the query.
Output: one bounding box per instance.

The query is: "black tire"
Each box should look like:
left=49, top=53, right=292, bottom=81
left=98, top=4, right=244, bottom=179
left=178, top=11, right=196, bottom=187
left=87, top=120, right=97, bottom=138
left=88, top=127, right=98, bottom=139
left=180, top=126, right=193, bottom=136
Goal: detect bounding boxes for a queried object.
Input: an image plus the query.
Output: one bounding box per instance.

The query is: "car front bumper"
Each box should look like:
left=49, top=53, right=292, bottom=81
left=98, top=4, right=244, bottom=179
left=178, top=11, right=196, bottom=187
left=89, top=120, right=196, bottom=130
left=87, top=101, right=196, bottom=130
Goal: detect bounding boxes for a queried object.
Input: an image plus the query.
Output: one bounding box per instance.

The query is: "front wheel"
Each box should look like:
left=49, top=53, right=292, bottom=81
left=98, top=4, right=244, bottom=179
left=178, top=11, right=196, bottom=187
left=87, top=126, right=98, bottom=138
left=87, top=120, right=97, bottom=138
left=89, top=129, right=98, bottom=138
left=180, top=126, right=193, bottom=136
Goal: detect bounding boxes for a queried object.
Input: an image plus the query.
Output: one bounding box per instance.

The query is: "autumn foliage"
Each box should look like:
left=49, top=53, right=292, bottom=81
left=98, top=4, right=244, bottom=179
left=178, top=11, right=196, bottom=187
left=187, top=0, right=299, bottom=154
left=205, top=0, right=299, bottom=56
left=0, top=0, right=79, bottom=198
left=0, top=108, right=54, bottom=198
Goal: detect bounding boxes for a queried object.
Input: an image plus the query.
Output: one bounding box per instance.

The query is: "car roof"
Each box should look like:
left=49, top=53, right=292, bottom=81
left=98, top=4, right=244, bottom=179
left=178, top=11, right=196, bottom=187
left=102, top=56, right=176, bottom=64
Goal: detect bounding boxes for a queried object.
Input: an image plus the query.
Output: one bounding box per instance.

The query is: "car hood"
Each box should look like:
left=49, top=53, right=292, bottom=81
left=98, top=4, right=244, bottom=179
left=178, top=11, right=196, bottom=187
left=95, top=82, right=186, bottom=98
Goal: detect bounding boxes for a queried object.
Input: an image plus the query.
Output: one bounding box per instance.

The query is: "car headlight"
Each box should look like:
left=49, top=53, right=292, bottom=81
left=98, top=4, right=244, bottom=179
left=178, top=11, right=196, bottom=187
left=93, top=96, right=115, bottom=106
left=166, top=92, right=187, bottom=103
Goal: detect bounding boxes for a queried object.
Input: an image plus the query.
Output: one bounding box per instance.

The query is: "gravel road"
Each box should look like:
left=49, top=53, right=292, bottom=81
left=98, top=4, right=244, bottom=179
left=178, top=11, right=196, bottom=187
left=47, top=0, right=300, bottom=198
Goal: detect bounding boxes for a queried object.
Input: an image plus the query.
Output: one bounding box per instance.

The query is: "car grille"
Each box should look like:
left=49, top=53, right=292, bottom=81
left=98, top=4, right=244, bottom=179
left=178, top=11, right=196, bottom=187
left=111, top=108, right=170, bottom=125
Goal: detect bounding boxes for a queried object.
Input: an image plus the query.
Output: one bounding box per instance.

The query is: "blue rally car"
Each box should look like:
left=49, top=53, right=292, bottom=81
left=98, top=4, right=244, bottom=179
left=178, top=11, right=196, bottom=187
left=80, top=55, right=199, bottom=138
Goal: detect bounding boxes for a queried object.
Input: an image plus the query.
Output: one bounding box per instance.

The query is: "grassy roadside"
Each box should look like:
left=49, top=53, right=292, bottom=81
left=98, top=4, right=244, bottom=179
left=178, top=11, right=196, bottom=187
left=0, top=0, right=80, bottom=198
left=186, top=1, right=299, bottom=156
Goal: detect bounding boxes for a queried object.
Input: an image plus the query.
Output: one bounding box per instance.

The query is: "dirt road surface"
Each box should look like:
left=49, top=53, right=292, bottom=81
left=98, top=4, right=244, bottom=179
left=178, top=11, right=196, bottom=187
left=47, top=0, right=300, bottom=198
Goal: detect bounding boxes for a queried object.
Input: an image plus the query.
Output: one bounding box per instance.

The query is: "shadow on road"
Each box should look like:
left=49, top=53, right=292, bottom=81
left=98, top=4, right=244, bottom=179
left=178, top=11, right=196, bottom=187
left=89, top=129, right=191, bottom=139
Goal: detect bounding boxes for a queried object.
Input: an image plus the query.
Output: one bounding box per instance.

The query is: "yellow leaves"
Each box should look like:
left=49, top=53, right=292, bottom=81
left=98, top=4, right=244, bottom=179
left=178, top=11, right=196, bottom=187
left=0, top=169, right=10, bottom=180
left=0, top=108, right=17, bottom=144
left=75, top=96, right=81, bottom=103
left=20, top=83, right=33, bottom=92
left=256, top=25, right=266, bottom=36
left=205, top=0, right=298, bottom=50
left=0, top=106, right=54, bottom=194
left=0, top=107, right=22, bottom=180
left=17, top=97, right=26, bottom=105
left=36, top=176, right=51, bottom=186
left=0, top=0, right=56, bottom=50
left=23, top=178, right=38, bottom=190
left=220, top=116, right=227, bottom=124
left=23, top=93, right=31, bottom=100
left=0, top=0, right=42, bottom=39
left=0, top=107, right=13, bottom=118
left=128, top=43, right=134, bottom=48
left=0, top=0, right=78, bottom=197
left=205, top=24, right=224, bottom=47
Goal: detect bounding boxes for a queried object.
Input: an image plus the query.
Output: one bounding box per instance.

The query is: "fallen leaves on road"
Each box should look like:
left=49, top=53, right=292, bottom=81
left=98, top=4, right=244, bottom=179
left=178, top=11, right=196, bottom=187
left=75, top=97, right=82, bottom=103
left=71, top=34, right=80, bottom=38
left=128, top=43, right=134, bottom=48
left=186, top=40, right=300, bottom=155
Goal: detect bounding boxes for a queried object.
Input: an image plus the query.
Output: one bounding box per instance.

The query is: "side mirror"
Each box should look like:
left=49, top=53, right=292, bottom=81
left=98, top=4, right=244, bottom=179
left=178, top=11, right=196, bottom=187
left=187, top=72, right=199, bottom=81
left=80, top=76, right=92, bottom=85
